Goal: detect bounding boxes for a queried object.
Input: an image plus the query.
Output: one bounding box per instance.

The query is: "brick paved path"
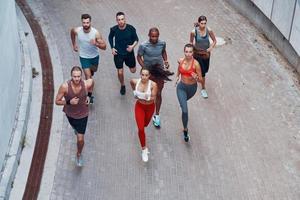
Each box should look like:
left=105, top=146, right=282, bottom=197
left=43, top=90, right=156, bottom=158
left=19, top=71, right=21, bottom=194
left=28, top=0, right=300, bottom=199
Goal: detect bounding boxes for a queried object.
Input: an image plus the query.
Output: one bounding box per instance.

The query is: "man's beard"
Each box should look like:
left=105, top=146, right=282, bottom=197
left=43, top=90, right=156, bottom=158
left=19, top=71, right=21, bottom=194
left=83, top=25, right=90, bottom=30
left=119, top=23, right=125, bottom=28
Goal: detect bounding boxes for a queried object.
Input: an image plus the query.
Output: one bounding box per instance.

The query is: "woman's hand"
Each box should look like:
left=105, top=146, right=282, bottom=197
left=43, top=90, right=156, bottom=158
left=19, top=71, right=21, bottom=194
left=191, top=72, right=198, bottom=80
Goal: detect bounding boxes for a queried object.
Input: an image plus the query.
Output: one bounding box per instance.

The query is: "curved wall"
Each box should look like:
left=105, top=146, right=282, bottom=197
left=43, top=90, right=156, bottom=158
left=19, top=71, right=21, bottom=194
left=0, top=0, right=21, bottom=169
left=226, top=0, right=300, bottom=73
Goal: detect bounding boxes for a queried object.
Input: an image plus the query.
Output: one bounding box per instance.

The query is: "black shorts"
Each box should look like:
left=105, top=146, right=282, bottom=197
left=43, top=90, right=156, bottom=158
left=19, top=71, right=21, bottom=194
left=194, top=56, right=210, bottom=77
left=67, top=116, right=88, bottom=134
left=114, top=52, right=136, bottom=69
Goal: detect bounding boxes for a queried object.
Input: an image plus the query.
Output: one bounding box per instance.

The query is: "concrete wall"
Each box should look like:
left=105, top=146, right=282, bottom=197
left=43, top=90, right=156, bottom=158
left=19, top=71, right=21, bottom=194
left=226, top=0, right=300, bottom=73
left=0, top=0, right=21, bottom=169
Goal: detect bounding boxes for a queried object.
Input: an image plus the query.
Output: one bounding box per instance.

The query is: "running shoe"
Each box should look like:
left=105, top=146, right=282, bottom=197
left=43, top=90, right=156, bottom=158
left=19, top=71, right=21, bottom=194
left=76, top=154, right=84, bottom=167
left=183, top=130, right=190, bottom=142
left=89, top=95, right=94, bottom=104
left=152, top=115, right=161, bottom=127
left=141, top=148, right=149, bottom=162
left=120, top=85, right=126, bottom=95
left=200, top=89, right=208, bottom=99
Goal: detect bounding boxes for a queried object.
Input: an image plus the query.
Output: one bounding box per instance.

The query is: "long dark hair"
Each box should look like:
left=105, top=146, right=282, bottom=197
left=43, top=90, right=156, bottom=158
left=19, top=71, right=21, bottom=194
left=148, top=64, right=174, bottom=81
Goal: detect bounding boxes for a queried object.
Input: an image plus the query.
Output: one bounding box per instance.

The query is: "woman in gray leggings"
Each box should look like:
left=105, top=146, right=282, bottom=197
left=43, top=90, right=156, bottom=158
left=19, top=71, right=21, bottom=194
left=175, top=44, right=203, bottom=142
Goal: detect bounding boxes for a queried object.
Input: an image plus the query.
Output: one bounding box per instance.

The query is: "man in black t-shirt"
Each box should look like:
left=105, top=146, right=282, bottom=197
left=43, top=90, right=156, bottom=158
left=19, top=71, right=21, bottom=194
left=108, top=12, right=139, bottom=95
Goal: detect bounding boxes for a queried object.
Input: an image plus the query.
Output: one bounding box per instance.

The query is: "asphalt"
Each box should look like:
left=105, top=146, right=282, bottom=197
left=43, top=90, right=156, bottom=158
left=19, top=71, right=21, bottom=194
left=11, top=0, right=300, bottom=199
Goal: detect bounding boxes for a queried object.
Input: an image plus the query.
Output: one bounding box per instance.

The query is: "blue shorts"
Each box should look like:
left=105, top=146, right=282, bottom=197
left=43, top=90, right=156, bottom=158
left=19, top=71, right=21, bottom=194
left=80, top=55, right=99, bottom=69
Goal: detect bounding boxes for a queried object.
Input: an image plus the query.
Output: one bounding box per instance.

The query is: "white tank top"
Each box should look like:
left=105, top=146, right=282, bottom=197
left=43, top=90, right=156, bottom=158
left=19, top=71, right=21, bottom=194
left=77, top=27, right=99, bottom=58
left=134, top=79, right=152, bottom=101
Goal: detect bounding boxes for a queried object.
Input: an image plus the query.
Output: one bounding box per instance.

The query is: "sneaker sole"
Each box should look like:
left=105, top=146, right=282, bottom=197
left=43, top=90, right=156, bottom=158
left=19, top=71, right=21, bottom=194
left=152, top=121, right=161, bottom=128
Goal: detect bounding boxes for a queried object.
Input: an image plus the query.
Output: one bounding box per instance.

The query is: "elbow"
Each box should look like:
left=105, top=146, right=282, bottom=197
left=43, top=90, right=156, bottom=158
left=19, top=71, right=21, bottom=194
left=101, top=44, right=107, bottom=50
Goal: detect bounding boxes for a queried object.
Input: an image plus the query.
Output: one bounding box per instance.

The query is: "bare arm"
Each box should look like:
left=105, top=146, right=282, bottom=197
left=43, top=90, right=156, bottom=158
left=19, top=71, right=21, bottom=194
left=137, top=54, right=144, bottom=68
left=207, top=29, right=217, bottom=52
left=130, top=79, right=137, bottom=90
left=150, top=82, right=158, bottom=101
left=70, top=28, right=78, bottom=52
left=175, top=58, right=183, bottom=84
left=55, top=83, right=67, bottom=106
left=194, top=60, right=203, bottom=84
left=95, top=31, right=107, bottom=50
left=162, top=48, right=169, bottom=68
left=189, top=30, right=195, bottom=44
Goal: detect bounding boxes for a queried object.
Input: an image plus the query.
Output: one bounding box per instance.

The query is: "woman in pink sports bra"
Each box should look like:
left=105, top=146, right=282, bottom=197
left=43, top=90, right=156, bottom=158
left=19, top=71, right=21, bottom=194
left=175, top=44, right=203, bottom=142
left=130, top=67, right=157, bottom=162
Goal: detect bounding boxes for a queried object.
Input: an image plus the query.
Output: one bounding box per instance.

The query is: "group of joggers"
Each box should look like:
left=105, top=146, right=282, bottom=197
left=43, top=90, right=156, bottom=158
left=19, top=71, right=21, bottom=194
left=55, top=12, right=216, bottom=165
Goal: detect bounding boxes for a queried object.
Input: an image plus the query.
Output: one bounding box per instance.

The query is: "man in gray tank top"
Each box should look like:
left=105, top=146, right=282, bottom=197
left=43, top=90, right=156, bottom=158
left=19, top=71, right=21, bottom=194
left=71, top=14, right=106, bottom=104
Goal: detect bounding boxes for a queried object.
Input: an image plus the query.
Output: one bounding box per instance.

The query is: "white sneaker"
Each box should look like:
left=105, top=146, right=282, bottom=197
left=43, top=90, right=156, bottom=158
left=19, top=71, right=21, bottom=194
left=141, top=148, right=149, bottom=162
left=76, top=154, right=84, bottom=167
left=201, top=89, right=208, bottom=98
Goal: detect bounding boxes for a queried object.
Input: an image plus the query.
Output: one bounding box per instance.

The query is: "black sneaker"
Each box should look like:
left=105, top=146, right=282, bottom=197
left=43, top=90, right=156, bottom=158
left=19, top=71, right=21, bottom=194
left=183, top=130, right=190, bottom=142
left=120, top=85, right=126, bottom=95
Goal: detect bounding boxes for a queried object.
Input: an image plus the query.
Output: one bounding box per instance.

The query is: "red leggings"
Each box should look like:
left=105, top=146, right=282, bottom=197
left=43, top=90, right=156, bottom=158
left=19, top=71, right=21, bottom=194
left=134, top=101, right=155, bottom=148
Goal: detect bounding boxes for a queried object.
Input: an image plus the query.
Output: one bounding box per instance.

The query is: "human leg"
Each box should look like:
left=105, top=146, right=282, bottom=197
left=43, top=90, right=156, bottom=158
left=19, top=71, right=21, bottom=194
left=135, top=102, right=146, bottom=148
left=198, top=57, right=210, bottom=98
left=67, top=116, right=88, bottom=166
left=150, top=78, right=164, bottom=127
left=144, top=103, right=155, bottom=127
left=135, top=102, right=150, bottom=162
left=176, top=82, right=189, bottom=130
left=114, top=55, right=126, bottom=95
left=125, top=52, right=136, bottom=74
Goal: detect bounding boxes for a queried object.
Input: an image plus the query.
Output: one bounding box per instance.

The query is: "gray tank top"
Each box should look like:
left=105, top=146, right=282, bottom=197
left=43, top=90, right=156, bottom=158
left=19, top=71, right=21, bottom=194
left=77, top=27, right=99, bottom=58
left=194, top=28, right=210, bottom=50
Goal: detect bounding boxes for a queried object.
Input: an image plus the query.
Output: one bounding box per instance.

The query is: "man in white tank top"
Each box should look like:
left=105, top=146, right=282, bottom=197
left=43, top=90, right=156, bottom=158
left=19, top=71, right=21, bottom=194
left=71, top=14, right=106, bottom=103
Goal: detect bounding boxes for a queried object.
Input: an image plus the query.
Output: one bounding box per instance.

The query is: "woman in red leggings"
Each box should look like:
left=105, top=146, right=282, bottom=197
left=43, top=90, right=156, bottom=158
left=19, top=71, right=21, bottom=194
left=130, top=67, right=157, bottom=162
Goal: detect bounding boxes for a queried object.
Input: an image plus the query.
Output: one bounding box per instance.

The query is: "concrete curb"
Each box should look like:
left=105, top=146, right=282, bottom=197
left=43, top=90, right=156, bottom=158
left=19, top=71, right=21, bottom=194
left=0, top=14, right=32, bottom=200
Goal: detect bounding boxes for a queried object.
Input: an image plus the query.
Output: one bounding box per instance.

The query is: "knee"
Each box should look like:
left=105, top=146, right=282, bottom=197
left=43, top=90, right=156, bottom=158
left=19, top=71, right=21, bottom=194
left=181, top=108, right=188, bottom=116
left=138, top=126, right=144, bottom=133
left=77, top=137, right=84, bottom=145
left=117, top=69, right=124, bottom=75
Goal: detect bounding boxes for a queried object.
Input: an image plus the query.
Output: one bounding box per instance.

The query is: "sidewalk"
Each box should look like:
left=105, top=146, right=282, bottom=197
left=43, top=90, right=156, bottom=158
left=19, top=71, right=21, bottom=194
left=13, top=0, right=300, bottom=199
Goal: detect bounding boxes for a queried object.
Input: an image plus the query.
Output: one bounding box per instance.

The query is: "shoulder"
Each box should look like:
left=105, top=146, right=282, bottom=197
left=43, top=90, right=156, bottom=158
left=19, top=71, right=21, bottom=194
left=191, top=29, right=196, bottom=34
left=141, top=40, right=150, bottom=46
left=207, top=26, right=212, bottom=32
left=178, top=57, right=184, bottom=64
left=93, top=28, right=102, bottom=37
left=193, top=59, right=200, bottom=68
left=59, top=82, right=68, bottom=92
left=158, top=40, right=166, bottom=45
left=91, top=27, right=99, bottom=33
left=127, top=24, right=136, bottom=30
left=138, top=41, right=148, bottom=50
left=110, top=25, right=118, bottom=31
left=73, top=27, right=81, bottom=33
left=151, top=80, right=157, bottom=88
